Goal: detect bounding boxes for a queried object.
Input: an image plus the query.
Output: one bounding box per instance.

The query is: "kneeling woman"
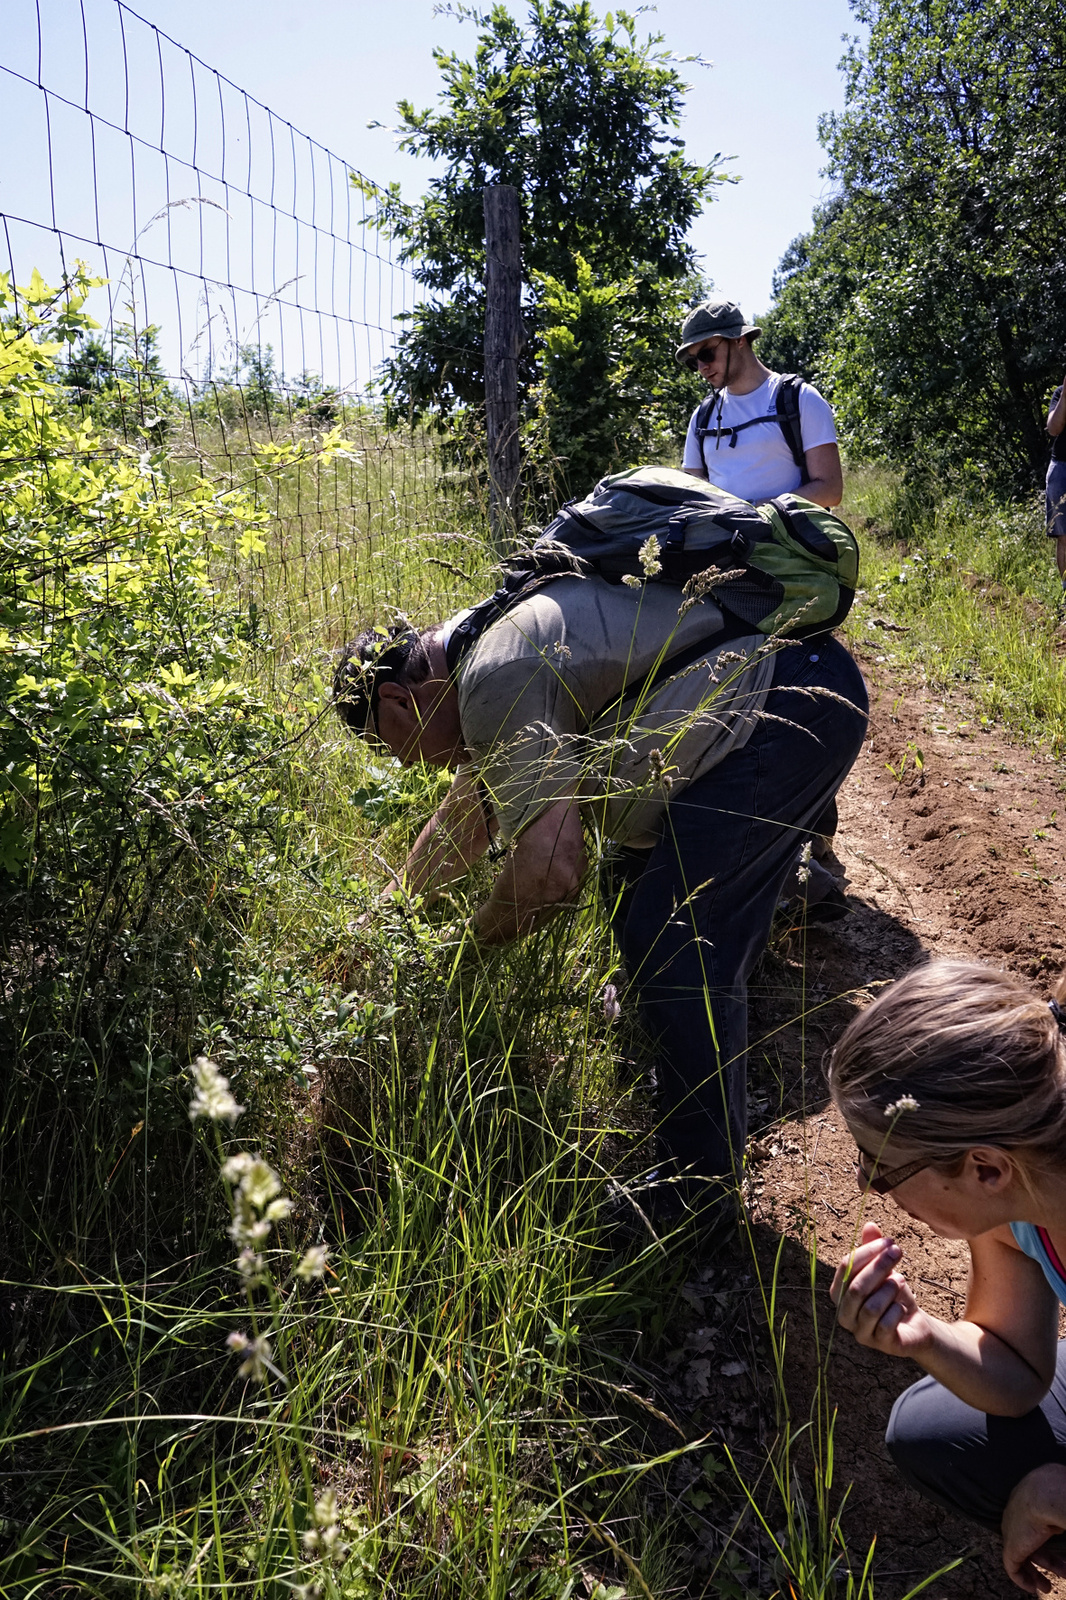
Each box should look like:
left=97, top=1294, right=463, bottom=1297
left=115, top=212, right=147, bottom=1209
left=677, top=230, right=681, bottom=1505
left=829, top=961, right=1066, bottom=1595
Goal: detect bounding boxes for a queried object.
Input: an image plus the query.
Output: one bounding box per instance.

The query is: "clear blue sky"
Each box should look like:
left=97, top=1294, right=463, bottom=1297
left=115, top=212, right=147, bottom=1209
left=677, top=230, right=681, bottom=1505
left=118, top=0, right=860, bottom=317
left=2, top=0, right=860, bottom=384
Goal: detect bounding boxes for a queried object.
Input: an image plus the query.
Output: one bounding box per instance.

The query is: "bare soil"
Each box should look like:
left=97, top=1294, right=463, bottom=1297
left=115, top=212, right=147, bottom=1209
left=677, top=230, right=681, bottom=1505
left=652, top=648, right=1066, bottom=1598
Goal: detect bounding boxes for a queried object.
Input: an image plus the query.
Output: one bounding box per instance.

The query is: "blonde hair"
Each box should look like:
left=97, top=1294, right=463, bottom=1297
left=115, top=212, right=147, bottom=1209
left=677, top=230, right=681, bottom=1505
left=828, top=960, right=1066, bottom=1174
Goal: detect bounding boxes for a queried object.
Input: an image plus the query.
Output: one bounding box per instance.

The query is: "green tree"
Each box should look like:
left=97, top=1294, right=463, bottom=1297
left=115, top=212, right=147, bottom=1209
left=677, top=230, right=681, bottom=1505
left=760, top=0, right=1066, bottom=488
left=362, top=0, right=720, bottom=493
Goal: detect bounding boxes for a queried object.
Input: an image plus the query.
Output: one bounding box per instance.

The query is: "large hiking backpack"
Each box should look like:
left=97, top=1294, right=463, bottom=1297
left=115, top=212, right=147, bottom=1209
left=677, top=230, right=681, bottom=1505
left=445, top=466, right=859, bottom=674
left=692, top=372, right=806, bottom=470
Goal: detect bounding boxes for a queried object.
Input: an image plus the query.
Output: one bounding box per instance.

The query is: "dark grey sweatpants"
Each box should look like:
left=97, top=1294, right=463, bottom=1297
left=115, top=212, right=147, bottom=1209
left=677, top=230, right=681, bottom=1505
left=886, top=1343, right=1066, bottom=1529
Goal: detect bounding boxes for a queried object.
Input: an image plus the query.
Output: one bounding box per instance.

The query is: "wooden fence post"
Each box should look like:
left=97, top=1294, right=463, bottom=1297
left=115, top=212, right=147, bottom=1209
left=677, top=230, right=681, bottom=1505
left=483, top=183, right=523, bottom=555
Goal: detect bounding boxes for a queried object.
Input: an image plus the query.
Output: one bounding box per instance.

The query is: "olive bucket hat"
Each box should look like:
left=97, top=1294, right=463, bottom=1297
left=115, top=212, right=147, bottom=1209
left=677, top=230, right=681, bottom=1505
left=675, top=298, right=762, bottom=364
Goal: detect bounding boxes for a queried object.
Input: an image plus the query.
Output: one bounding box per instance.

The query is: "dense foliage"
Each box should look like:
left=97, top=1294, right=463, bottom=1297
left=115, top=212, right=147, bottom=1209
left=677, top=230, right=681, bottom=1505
left=364, top=0, right=716, bottom=495
left=759, top=0, right=1066, bottom=488
left=0, top=268, right=300, bottom=1248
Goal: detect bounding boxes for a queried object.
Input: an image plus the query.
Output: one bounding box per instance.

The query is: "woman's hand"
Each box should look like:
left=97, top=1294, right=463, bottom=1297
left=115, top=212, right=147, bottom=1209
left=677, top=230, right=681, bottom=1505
left=830, top=1221, right=935, bottom=1358
left=1002, top=1465, right=1066, bottom=1593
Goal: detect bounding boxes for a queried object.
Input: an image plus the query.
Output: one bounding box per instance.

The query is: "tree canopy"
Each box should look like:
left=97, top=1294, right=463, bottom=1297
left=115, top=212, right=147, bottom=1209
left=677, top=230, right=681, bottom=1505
left=362, top=0, right=721, bottom=492
left=759, top=0, right=1066, bottom=489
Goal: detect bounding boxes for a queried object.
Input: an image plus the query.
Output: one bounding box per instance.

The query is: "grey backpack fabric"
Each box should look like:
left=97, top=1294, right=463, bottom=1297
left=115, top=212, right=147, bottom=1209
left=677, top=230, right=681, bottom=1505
left=444, top=466, right=859, bottom=679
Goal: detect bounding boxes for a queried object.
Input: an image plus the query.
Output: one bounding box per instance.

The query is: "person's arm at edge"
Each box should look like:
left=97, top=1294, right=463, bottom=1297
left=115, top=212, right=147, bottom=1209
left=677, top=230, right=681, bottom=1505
left=801, top=441, right=844, bottom=508
left=1002, top=1465, right=1066, bottom=1593
left=383, top=765, right=492, bottom=904
left=1048, top=382, right=1066, bottom=437
left=471, top=799, right=587, bottom=945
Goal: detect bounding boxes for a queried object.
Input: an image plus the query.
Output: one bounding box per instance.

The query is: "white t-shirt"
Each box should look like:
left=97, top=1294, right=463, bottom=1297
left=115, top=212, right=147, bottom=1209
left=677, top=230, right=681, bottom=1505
left=682, top=373, right=837, bottom=502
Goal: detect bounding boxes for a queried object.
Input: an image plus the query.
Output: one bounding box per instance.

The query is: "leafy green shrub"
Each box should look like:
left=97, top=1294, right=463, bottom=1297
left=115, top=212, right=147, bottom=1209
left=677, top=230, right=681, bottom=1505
left=62, top=318, right=175, bottom=443
left=0, top=267, right=303, bottom=1260
left=524, top=255, right=703, bottom=501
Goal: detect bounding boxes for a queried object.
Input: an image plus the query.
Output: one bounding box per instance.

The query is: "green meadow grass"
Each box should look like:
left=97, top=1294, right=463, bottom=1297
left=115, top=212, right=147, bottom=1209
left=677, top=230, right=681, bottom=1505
left=3, top=423, right=1015, bottom=1598
left=842, top=465, right=1066, bottom=750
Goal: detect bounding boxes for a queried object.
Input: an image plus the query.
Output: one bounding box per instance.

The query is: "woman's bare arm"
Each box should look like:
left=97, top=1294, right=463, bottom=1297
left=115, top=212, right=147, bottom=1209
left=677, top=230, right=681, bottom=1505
left=832, top=1222, right=1058, bottom=1416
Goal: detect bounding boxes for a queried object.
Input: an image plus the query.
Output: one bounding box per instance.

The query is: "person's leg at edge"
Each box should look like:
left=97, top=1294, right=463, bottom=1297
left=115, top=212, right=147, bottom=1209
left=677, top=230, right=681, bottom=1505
left=616, top=637, right=869, bottom=1203
left=886, top=1346, right=1066, bottom=1530
left=1046, top=461, right=1066, bottom=588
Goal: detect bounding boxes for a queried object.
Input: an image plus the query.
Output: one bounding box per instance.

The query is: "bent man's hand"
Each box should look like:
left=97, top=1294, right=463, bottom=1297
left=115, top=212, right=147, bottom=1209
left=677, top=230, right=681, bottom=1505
left=1002, top=1465, right=1066, bottom=1593
left=830, top=1220, right=933, bottom=1358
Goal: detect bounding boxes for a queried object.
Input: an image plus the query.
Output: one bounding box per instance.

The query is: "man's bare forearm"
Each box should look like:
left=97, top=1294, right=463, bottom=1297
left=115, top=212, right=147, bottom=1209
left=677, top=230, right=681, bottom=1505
left=800, top=475, right=844, bottom=509
left=387, top=767, right=491, bottom=902
left=470, top=800, right=587, bottom=945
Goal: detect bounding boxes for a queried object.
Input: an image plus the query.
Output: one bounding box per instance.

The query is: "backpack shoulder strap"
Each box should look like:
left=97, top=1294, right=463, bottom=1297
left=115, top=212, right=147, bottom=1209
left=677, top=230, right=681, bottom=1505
left=692, top=393, right=718, bottom=444
left=775, top=374, right=807, bottom=477
left=443, top=568, right=567, bottom=677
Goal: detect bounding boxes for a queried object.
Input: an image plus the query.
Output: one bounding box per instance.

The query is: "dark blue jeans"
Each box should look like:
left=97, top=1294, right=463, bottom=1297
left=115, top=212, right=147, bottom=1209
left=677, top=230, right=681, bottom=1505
left=887, top=1345, right=1066, bottom=1529
left=602, top=636, right=868, bottom=1187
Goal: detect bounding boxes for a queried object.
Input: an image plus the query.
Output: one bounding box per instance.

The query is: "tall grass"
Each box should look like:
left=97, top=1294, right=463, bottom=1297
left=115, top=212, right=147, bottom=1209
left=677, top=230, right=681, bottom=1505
left=5, top=420, right=1025, bottom=1598
left=842, top=466, right=1066, bottom=747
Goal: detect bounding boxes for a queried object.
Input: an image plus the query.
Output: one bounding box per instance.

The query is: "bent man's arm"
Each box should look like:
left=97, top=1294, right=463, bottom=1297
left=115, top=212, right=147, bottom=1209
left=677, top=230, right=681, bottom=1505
left=801, top=442, right=844, bottom=508
left=472, top=800, right=587, bottom=945
left=389, top=766, right=492, bottom=903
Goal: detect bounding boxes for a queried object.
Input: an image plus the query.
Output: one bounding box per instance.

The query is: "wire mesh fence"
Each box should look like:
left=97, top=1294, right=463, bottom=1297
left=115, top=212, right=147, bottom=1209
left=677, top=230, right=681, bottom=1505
left=0, top=0, right=470, bottom=654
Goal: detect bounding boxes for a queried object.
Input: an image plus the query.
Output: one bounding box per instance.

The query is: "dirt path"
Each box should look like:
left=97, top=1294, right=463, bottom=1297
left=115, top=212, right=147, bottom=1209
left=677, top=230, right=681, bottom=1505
left=746, top=650, right=1066, bottom=1597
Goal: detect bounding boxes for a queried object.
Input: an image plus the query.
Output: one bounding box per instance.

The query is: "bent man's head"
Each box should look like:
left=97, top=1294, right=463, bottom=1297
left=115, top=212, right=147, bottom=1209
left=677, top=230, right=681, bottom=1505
left=333, top=622, right=464, bottom=767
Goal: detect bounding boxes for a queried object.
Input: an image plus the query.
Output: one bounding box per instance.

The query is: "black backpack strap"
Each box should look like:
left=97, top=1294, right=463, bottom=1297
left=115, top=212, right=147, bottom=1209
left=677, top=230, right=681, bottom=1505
left=692, top=392, right=718, bottom=445
left=775, top=374, right=807, bottom=477
left=443, top=569, right=560, bottom=677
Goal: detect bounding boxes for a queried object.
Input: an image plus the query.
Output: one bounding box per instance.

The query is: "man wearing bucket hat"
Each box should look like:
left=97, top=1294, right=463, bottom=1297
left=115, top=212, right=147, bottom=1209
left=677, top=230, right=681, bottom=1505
left=678, top=298, right=848, bottom=901
left=677, top=298, right=843, bottom=510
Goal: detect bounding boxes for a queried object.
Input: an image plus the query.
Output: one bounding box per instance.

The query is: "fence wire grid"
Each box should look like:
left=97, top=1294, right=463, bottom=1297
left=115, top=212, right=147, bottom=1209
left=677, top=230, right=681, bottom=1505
left=0, top=0, right=468, bottom=650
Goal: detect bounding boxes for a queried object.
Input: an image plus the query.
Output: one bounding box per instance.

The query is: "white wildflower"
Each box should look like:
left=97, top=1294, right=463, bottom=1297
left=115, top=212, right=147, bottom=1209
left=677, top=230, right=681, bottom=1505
left=312, top=1490, right=338, bottom=1527
left=221, top=1151, right=255, bottom=1183
left=602, top=983, right=621, bottom=1024
left=235, top=1247, right=267, bottom=1287
left=296, top=1245, right=329, bottom=1281
left=265, top=1197, right=294, bottom=1223
left=884, top=1094, right=920, bottom=1116
left=638, top=534, right=662, bottom=578
left=621, top=573, right=642, bottom=589
left=226, top=1329, right=273, bottom=1381
left=552, top=639, right=572, bottom=659
left=797, top=839, right=812, bottom=886
left=302, top=1489, right=348, bottom=1562
left=240, top=1159, right=283, bottom=1209
left=188, top=1056, right=243, bottom=1124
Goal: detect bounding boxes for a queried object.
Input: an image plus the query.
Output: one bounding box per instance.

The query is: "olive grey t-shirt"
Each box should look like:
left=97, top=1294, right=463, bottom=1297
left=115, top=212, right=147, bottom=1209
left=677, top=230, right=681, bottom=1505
left=455, top=575, right=775, bottom=847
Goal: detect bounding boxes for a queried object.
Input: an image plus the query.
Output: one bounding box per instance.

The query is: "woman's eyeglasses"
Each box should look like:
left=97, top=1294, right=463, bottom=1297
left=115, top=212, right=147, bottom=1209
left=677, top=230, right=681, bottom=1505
left=854, top=1147, right=929, bottom=1196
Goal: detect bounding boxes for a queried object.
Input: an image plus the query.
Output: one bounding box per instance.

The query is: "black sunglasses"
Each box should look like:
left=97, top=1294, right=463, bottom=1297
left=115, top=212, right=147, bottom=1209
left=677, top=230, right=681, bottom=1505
left=854, top=1146, right=929, bottom=1196
left=684, top=340, right=727, bottom=372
